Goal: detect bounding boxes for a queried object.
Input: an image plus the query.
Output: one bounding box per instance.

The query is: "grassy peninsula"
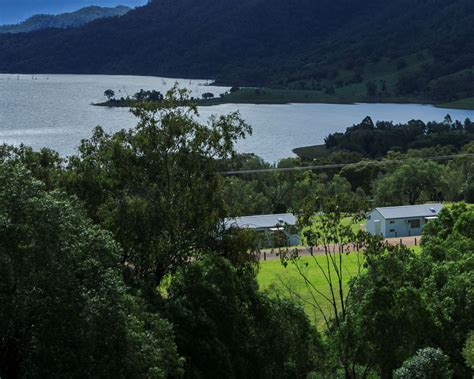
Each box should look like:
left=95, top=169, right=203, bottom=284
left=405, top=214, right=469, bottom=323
left=96, top=82, right=474, bottom=110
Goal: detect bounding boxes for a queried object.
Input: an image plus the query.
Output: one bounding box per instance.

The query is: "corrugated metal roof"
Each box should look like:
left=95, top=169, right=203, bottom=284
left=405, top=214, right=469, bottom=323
left=225, top=213, right=297, bottom=229
left=374, top=204, right=443, bottom=219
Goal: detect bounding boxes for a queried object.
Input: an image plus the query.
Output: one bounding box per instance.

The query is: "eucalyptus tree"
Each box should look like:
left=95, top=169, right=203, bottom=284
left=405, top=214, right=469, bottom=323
left=65, top=86, right=251, bottom=287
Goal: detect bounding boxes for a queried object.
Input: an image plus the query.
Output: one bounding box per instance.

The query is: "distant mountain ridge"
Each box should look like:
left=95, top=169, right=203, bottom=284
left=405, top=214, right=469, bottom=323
left=0, top=0, right=473, bottom=103
left=0, top=6, right=131, bottom=34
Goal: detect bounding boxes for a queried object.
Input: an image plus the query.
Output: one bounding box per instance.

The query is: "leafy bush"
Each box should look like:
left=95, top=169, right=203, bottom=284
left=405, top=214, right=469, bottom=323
left=394, top=347, right=452, bottom=379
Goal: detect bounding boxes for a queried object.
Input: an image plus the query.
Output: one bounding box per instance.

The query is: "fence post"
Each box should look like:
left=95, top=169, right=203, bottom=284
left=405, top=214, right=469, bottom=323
left=400, top=238, right=403, bottom=247
left=415, top=238, right=417, bottom=246
left=264, top=251, right=267, bottom=261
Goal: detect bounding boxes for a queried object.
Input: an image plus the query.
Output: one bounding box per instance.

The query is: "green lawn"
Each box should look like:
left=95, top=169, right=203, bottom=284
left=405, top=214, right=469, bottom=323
left=342, top=216, right=365, bottom=233
left=258, top=253, right=364, bottom=329
left=258, top=236, right=420, bottom=329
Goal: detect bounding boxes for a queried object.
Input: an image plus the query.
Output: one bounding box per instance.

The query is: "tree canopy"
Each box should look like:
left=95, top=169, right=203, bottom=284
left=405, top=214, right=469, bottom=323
left=64, top=87, right=251, bottom=287
left=0, top=162, right=182, bottom=378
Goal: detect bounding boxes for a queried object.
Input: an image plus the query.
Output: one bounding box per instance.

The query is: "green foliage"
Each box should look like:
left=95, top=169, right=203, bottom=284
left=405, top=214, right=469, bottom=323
left=336, top=204, right=474, bottom=377
left=0, top=144, right=63, bottom=190
left=294, top=173, right=362, bottom=214
left=221, top=158, right=370, bottom=218
left=341, top=244, right=433, bottom=378
left=279, top=205, right=370, bottom=377
left=420, top=206, right=474, bottom=377
left=374, top=160, right=446, bottom=205
left=463, top=331, right=474, bottom=370
left=64, top=87, right=251, bottom=286
left=0, top=162, right=182, bottom=378
left=221, top=177, right=272, bottom=215
left=340, top=160, right=385, bottom=193
left=325, top=117, right=474, bottom=159
left=165, top=254, right=323, bottom=378
left=393, top=347, right=452, bottom=379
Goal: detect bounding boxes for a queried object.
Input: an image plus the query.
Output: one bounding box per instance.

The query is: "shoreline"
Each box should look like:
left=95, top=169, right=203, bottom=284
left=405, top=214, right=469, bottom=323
left=93, top=88, right=474, bottom=110
left=94, top=99, right=474, bottom=111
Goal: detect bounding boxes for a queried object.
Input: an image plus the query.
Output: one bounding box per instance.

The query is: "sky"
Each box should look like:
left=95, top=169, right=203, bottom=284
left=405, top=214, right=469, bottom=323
left=0, top=0, right=148, bottom=25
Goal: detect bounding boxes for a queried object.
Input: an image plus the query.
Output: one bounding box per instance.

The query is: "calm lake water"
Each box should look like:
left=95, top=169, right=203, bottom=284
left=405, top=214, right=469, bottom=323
left=2, top=74, right=474, bottom=162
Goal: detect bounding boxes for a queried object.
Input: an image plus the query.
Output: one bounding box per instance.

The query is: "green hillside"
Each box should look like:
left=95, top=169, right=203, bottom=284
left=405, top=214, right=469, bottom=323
left=0, top=6, right=130, bottom=34
left=0, top=0, right=474, bottom=103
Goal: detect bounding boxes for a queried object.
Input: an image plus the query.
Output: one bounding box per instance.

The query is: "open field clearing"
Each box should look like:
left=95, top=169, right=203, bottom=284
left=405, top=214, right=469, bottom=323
left=258, top=253, right=364, bottom=328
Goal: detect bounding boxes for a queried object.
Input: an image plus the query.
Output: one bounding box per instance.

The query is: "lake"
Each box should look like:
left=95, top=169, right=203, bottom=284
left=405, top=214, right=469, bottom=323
left=2, top=74, right=474, bottom=162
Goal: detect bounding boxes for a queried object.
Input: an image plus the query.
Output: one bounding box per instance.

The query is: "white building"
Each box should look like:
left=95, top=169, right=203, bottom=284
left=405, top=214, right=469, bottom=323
left=366, top=204, right=443, bottom=238
left=224, top=213, right=300, bottom=248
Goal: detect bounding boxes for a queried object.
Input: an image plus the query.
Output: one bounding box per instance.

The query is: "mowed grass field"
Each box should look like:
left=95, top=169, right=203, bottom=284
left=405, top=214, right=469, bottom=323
left=256, top=216, right=365, bottom=328
left=257, top=253, right=364, bottom=328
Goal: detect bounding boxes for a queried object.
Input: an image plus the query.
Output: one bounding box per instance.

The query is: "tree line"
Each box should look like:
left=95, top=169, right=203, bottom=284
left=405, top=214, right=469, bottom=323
left=325, top=116, right=474, bottom=158
left=220, top=115, right=474, bottom=219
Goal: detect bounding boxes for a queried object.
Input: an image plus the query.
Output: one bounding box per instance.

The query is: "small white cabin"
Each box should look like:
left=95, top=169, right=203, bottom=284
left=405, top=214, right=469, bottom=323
left=366, top=204, right=443, bottom=238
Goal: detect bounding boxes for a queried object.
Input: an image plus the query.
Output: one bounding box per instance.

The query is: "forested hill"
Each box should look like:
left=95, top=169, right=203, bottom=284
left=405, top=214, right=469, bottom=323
left=0, top=6, right=131, bottom=34
left=0, top=0, right=474, bottom=102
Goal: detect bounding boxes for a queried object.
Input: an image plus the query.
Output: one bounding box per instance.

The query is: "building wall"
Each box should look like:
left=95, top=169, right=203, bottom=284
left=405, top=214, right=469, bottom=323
left=366, top=209, right=385, bottom=236
left=384, top=217, right=425, bottom=238
left=367, top=212, right=427, bottom=238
